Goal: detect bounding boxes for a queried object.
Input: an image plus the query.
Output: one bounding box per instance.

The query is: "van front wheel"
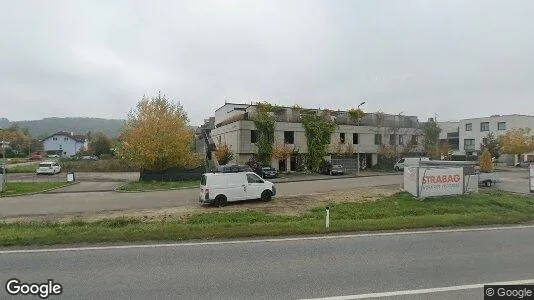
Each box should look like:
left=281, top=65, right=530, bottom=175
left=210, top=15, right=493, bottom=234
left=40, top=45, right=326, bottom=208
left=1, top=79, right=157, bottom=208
left=214, top=195, right=227, bottom=207
left=261, top=190, right=272, bottom=202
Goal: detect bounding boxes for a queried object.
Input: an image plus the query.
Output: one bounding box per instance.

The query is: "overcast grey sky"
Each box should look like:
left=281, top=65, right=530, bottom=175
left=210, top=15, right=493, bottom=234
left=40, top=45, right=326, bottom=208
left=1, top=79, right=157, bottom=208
left=1, top=0, right=533, bottom=125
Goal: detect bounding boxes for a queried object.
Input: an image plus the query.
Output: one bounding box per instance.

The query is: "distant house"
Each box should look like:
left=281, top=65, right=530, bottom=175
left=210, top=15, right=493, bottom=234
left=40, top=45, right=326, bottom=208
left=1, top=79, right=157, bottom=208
left=42, top=131, right=88, bottom=157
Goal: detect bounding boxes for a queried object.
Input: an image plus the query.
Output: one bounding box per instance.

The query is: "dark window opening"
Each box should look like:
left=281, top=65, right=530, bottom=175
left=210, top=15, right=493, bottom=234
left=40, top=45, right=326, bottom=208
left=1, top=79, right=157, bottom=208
left=353, top=133, right=359, bottom=144
left=389, top=134, right=396, bottom=145
left=284, top=131, right=294, bottom=144
left=340, top=133, right=345, bottom=144
left=375, top=134, right=382, bottom=145
left=251, top=130, right=257, bottom=143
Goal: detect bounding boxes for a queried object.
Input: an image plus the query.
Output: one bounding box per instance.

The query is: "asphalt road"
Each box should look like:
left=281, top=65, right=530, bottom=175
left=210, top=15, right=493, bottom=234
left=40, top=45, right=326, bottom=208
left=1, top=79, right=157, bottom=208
left=0, top=175, right=403, bottom=217
left=1, top=225, right=533, bottom=299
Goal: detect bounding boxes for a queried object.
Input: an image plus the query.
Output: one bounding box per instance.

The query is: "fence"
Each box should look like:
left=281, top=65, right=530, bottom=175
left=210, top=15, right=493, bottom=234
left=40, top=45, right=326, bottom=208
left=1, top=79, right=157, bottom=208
left=140, top=166, right=206, bottom=182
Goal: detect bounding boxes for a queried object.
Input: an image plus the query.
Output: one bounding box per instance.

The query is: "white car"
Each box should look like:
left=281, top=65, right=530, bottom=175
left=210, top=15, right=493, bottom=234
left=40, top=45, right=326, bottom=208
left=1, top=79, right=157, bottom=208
left=36, top=161, right=61, bottom=175
left=199, top=171, right=276, bottom=206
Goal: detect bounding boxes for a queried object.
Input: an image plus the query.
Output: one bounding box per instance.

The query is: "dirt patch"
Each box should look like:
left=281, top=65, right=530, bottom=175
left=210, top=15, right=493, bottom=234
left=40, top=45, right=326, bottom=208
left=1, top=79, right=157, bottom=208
left=1, top=185, right=400, bottom=224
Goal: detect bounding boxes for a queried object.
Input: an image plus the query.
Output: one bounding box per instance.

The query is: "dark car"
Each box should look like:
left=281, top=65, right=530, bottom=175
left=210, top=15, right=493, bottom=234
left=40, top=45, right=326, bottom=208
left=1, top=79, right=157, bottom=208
left=330, top=164, right=344, bottom=175
left=259, top=166, right=277, bottom=178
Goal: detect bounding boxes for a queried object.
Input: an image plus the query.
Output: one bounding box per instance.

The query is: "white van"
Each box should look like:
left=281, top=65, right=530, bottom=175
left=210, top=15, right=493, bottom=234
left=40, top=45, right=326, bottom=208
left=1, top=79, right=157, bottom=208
left=394, top=157, right=429, bottom=171
left=199, top=172, right=276, bottom=206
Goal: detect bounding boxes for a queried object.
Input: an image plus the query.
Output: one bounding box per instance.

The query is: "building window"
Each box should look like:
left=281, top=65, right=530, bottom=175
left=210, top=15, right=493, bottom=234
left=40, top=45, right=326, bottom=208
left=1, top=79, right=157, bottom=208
left=218, top=136, right=221, bottom=144
left=375, top=134, right=382, bottom=145
left=53, top=137, right=57, bottom=141
left=250, top=130, right=257, bottom=144
left=480, top=122, right=489, bottom=131
left=352, top=133, right=359, bottom=144
left=465, top=123, right=472, bottom=131
left=284, top=131, right=294, bottom=144
left=410, top=135, right=418, bottom=146
left=64, top=137, right=68, bottom=141
left=389, top=134, right=396, bottom=145
left=498, top=122, right=506, bottom=131
left=399, top=135, right=404, bottom=145
left=464, top=139, right=475, bottom=150
left=59, top=144, right=62, bottom=149
left=339, top=133, right=345, bottom=144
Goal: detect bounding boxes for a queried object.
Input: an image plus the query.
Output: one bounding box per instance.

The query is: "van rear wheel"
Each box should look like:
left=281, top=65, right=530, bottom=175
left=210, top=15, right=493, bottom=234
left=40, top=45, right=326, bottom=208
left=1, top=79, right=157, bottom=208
left=261, top=190, right=272, bottom=202
left=214, top=195, right=227, bottom=207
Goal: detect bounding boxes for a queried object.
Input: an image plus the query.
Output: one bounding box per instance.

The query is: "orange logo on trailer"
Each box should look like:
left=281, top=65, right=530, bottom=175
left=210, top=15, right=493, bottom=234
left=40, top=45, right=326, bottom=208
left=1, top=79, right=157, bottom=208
left=422, top=175, right=461, bottom=184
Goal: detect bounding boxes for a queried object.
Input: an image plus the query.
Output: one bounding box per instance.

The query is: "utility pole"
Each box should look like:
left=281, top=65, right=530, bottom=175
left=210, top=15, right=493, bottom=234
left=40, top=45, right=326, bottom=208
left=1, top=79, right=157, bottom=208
left=357, top=100, right=366, bottom=176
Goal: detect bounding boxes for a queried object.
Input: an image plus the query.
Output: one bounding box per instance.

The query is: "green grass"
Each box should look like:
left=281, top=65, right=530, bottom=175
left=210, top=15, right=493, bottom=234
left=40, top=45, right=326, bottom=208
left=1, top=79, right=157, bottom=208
left=5, top=164, right=39, bottom=173
left=1, top=191, right=534, bottom=246
left=5, top=158, right=29, bottom=164
left=0, top=182, right=68, bottom=197
left=117, top=180, right=200, bottom=191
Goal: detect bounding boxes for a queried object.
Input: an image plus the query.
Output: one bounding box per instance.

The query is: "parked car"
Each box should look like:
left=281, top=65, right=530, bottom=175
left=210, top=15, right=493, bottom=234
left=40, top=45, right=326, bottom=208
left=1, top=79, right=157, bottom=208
left=330, top=164, right=344, bottom=175
left=199, top=171, right=276, bottom=206
left=394, top=157, right=430, bottom=171
left=259, top=166, right=277, bottom=178
left=36, top=161, right=61, bottom=175
left=48, top=154, right=60, bottom=158
left=28, top=153, right=43, bottom=161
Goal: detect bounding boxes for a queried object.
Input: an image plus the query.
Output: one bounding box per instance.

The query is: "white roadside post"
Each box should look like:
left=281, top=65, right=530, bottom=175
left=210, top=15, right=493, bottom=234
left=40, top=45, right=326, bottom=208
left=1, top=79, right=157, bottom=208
left=325, top=206, right=330, bottom=230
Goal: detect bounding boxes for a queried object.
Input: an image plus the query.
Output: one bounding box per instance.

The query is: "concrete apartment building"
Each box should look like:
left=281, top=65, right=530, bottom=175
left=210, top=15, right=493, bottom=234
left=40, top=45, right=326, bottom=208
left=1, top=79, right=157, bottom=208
left=439, top=114, right=534, bottom=164
left=201, top=102, right=424, bottom=172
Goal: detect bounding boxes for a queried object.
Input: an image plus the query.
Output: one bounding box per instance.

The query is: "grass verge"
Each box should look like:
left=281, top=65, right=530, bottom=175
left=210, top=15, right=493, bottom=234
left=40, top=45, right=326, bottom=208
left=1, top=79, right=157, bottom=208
left=1, top=190, right=534, bottom=246
left=117, top=180, right=200, bottom=192
left=0, top=182, right=69, bottom=197
left=5, top=164, right=38, bottom=173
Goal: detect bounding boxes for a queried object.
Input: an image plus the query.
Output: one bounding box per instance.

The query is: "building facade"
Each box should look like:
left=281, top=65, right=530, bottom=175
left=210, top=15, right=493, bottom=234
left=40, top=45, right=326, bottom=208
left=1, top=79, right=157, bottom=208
left=205, top=103, right=424, bottom=172
left=43, top=131, right=88, bottom=157
left=439, top=114, right=534, bottom=164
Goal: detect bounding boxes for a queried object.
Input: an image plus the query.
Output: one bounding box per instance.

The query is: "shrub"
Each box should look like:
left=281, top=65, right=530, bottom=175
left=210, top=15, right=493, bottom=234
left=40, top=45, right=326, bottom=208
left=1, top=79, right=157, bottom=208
left=479, top=149, right=493, bottom=173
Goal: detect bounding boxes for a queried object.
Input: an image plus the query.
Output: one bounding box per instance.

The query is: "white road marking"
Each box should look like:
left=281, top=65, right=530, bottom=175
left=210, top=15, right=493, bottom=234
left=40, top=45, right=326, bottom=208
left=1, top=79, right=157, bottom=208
left=1, top=224, right=534, bottom=254
left=299, top=279, right=534, bottom=299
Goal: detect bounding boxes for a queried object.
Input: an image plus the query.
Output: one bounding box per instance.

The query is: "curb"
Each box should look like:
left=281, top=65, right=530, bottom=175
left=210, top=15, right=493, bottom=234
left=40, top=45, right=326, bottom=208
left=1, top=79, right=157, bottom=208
left=114, top=183, right=199, bottom=193
left=0, top=182, right=81, bottom=198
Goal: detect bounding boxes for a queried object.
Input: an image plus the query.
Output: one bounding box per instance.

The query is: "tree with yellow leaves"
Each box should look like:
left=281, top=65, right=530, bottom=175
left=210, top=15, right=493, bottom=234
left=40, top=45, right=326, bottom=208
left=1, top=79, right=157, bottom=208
left=479, top=149, right=493, bottom=173
left=116, top=92, right=201, bottom=172
left=500, top=128, right=534, bottom=164
left=272, top=142, right=294, bottom=161
left=214, top=143, right=234, bottom=165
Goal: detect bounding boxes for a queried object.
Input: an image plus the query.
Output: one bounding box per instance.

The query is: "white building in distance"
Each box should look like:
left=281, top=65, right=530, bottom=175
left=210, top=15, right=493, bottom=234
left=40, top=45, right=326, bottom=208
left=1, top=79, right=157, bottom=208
left=439, top=114, right=534, bottom=164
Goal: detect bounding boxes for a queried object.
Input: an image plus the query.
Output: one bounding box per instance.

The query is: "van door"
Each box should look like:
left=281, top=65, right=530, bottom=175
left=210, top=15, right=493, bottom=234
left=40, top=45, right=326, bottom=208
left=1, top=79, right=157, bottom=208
left=226, top=174, right=247, bottom=201
left=246, top=173, right=265, bottom=200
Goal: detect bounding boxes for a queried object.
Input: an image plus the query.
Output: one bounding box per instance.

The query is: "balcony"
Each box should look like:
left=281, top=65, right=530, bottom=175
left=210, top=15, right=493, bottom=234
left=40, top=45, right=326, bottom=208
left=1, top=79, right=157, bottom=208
left=215, top=109, right=421, bottom=129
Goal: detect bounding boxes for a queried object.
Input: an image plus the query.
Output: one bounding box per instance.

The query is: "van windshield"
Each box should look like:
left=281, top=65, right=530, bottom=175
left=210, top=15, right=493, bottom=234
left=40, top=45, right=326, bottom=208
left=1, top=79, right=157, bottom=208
left=200, top=175, right=206, bottom=185
left=39, top=163, right=52, bottom=168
